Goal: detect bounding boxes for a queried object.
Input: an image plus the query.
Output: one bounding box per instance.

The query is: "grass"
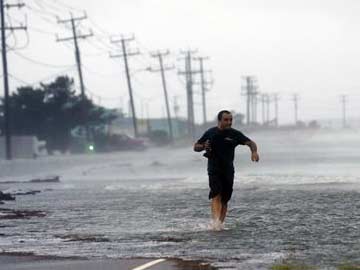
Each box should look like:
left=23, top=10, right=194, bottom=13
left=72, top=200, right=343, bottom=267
left=337, top=264, right=360, bottom=270
left=271, top=260, right=360, bottom=270
left=271, top=264, right=316, bottom=270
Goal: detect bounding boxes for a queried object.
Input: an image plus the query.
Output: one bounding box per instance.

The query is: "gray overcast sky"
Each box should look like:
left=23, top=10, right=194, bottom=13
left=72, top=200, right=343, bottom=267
left=3, top=0, right=360, bottom=125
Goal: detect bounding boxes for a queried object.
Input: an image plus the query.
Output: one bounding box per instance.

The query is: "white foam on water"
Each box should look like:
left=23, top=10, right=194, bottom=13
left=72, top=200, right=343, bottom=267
left=244, top=252, right=285, bottom=263
left=236, top=174, right=360, bottom=187
left=193, top=221, right=213, bottom=232
left=58, top=184, right=76, bottom=189
left=183, top=175, right=206, bottom=183
left=104, top=184, right=122, bottom=191
left=187, top=219, right=233, bottom=233
left=208, top=219, right=225, bottom=231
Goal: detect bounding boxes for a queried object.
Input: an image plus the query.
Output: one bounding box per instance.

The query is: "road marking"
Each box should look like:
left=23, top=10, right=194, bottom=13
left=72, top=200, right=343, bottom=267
left=132, top=259, right=166, bottom=270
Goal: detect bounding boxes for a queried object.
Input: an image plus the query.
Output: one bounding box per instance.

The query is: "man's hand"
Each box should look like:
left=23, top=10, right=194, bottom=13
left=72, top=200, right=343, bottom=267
left=193, top=140, right=212, bottom=152
left=251, top=151, right=259, bottom=162
left=204, top=140, right=211, bottom=152
left=194, top=141, right=208, bottom=152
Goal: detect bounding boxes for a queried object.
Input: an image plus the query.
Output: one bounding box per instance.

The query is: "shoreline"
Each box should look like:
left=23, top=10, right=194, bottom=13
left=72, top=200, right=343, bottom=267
left=0, top=251, right=216, bottom=270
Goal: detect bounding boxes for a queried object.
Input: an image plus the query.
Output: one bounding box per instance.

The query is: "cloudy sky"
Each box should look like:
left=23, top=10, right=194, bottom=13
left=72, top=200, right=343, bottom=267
left=3, top=0, right=360, bottom=125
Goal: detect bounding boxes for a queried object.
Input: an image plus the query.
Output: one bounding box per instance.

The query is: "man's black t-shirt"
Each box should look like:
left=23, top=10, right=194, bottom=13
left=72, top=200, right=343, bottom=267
left=196, top=127, right=251, bottom=174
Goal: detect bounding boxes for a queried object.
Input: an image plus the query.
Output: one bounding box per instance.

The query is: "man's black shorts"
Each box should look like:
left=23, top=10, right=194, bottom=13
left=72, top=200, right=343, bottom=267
left=208, top=172, right=234, bottom=205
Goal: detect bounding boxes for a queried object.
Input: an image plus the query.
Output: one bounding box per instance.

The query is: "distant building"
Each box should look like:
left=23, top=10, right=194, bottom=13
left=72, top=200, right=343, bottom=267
left=0, top=136, right=46, bottom=159
left=109, top=114, right=188, bottom=138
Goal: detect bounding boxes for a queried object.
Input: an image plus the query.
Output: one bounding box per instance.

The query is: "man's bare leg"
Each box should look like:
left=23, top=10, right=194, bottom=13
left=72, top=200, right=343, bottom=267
left=211, top=195, right=223, bottom=230
left=211, top=195, right=222, bottom=220
left=220, top=204, right=227, bottom=223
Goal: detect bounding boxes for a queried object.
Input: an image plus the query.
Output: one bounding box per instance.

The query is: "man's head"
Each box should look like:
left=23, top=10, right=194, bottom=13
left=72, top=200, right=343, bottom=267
left=217, top=110, right=232, bottom=129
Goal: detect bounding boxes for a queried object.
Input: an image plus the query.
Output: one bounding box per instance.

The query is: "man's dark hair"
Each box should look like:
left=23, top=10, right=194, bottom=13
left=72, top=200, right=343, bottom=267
left=217, top=110, right=231, bottom=121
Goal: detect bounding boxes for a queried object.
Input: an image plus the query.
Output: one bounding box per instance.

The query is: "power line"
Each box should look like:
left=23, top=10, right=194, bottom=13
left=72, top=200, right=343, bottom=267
left=265, top=93, right=270, bottom=124
left=1, top=0, right=27, bottom=160
left=26, top=4, right=63, bottom=28
left=27, top=66, right=76, bottom=86
left=273, top=93, right=280, bottom=126
left=34, top=0, right=69, bottom=14
left=86, top=87, right=122, bottom=101
left=110, top=34, right=140, bottom=137
left=193, top=56, right=211, bottom=125
left=260, top=93, right=266, bottom=125
left=50, top=0, right=83, bottom=13
left=84, top=37, right=113, bottom=54
left=12, top=50, right=73, bottom=68
left=8, top=73, right=31, bottom=85
left=340, top=94, right=347, bottom=128
left=5, top=12, right=30, bottom=51
left=28, top=1, right=59, bottom=18
left=241, top=76, right=258, bottom=125
left=25, top=25, right=54, bottom=36
left=81, top=64, right=121, bottom=78
left=149, top=49, right=174, bottom=141
left=87, top=17, right=111, bottom=37
left=293, top=93, right=299, bottom=125
left=57, top=12, right=93, bottom=141
left=178, top=49, right=198, bottom=139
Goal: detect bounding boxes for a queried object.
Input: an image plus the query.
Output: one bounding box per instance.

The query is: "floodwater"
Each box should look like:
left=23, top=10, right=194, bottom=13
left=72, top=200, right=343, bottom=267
left=1, top=129, right=360, bottom=269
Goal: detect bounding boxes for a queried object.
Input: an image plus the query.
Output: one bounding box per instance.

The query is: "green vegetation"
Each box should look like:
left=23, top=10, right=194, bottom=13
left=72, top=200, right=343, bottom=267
left=337, top=264, right=360, bottom=270
left=271, top=261, right=360, bottom=270
left=271, top=259, right=317, bottom=270
left=0, top=76, right=117, bottom=153
left=271, top=263, right=316, bottom=270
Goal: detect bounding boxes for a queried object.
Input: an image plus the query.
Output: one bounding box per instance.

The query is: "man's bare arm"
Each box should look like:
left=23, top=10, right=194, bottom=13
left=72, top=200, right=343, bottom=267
left=194, top=140, right=211, bottom=152
left=245, top=140, right=257, bottom=153
left=193, top=142, right=205, bottom=152
left=245, top=140, right=259, bottom=162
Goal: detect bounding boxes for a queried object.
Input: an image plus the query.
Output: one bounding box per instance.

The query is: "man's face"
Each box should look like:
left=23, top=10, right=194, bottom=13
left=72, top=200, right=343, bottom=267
left=219, top=113, right=233, bottom=129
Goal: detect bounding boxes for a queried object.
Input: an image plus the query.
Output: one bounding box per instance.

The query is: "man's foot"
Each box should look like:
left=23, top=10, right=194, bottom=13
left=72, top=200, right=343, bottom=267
left=210, top=219, right=224, bottom=231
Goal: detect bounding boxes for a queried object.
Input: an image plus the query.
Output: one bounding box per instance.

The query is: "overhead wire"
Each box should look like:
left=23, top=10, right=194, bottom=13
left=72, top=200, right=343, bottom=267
left=81, top=64, right=122, bottom=78
left=12, top=50, right=74, bottom=68
left=29, top=1, right=59, bottom=18
left=8, top=73, right=31, bottom=85
left=85, top=87, right=122, bottom=102
left=5, top=16, right=30, bottom=51
left=2, top=1, right=112, bottom=106
left=34, top=0, right=69, bottom=15
left=28, top=66, right=77, bottom=86
left=50, top=0, right=83, bottom=13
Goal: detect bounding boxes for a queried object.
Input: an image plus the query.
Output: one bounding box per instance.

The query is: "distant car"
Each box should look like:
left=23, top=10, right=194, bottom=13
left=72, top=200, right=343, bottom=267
left=110, top=134, right=147, bottom=151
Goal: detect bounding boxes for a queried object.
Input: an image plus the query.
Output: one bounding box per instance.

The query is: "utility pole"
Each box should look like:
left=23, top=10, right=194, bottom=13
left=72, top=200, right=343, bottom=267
left=110, top=35, right=140, bottom=137
left=261, top=94, right=266, bottom=125
left=252, top=81, right=259, bottom=124
left=293, top=94, right=299, bottom=125
left=0, top=0, right=26, bottom=160
left=178, top=49, right=198, bottom=140
left=241, top=76, right=257, bottom=125
left=145, top=102, right=151, bottom=134
left=246, top=77, right=251, bottom=125
left=57, top=12, right=93, bottom=140
left=273, top=93, right=279, bottom=127
left=148, top=50, right=174, bottom=142
left=252, top=92, right=258, bottom=124
left=266, top=94, right=271, bottom=124
left=340, top=95, right=347, bottom=128
left=193, top=56, right=211, bottom=125
left=173, top=96, right=180, bottom=120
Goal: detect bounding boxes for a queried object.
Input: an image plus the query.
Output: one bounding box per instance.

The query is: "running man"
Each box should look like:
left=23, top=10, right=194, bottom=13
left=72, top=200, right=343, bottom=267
left=193, top=110, right=259, bottom=230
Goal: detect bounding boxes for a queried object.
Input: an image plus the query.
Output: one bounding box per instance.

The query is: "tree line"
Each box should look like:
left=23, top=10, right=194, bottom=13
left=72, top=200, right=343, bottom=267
left=0, top=76, right=117, bottom=153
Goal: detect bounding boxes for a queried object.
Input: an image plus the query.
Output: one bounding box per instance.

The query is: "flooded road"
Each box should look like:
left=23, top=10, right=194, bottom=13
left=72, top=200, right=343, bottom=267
left=1, top=129, right=360, bottom=269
